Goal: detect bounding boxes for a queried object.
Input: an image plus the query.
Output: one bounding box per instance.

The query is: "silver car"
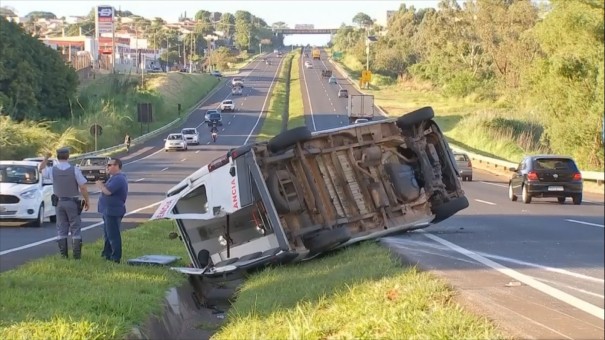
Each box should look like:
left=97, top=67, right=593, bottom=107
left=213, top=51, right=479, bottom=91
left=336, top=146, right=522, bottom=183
left=454, top=153, right=473, bottom=181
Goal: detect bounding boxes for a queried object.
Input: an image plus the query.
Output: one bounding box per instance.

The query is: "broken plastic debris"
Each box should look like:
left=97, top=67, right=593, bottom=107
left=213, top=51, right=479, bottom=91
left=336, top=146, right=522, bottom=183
left=505, top=281, right=522, bottom=287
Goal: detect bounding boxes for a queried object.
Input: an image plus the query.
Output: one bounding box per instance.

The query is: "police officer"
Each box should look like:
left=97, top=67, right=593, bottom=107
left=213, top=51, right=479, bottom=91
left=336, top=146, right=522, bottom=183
left=39, top=148, right=90, bottom=259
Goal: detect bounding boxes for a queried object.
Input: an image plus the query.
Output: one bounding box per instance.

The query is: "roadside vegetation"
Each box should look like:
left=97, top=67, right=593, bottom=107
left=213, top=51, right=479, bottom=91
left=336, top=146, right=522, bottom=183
left=214, top=242, right=504, bottom=339
left=0, top=219, right=188, bottom=339
left=286, top=50, right=307, bottom=129
left=331, top=1, right=604, bottom=170
left=257, top=52, right=296, bottom=140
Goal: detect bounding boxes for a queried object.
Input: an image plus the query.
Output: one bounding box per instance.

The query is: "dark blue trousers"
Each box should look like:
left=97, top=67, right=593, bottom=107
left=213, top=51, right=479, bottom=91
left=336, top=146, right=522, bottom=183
left=101, top=215, right=123, bottom=262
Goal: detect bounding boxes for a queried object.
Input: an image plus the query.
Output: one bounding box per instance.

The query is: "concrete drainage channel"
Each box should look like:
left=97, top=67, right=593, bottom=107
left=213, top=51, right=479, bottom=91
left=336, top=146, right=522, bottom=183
left=127, top=278, right=244, bottom=339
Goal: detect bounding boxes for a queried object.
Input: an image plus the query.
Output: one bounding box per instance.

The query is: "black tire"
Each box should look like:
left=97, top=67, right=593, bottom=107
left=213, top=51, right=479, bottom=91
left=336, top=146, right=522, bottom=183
left=396, top=107, right=435, bottom=128
left=467, top=176, right=472, bottom=182
left=431, top=196, right=469, bottom=224
left=302, top=226, right=351, bottom=254
left=508, top=182, right=517, bottom=202
left=267, top=126, right=312, bottom=154
left=32, top=204, right=44, bottom=228
left=522, top=185, right=532, bottom=204
left=267, top=170, right=302, bottom=214
left=572, top=194, right=582, bottom=205
left=50, top=215, right=57, bottom=223
left=557, top=197, right=566, bottom=204
left=197, top=249, right=210, bottom=267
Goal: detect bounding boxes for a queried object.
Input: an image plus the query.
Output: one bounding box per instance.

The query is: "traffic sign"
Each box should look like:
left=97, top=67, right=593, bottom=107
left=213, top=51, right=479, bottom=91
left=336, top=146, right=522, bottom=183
left=90, top=124, right=103, bottom=137
left=361, top=70, right=372, bottom=83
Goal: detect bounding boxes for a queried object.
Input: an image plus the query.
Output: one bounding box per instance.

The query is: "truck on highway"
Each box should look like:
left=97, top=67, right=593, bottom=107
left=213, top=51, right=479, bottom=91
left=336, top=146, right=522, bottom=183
left=312, top=48, right=321, bottom=60
left=347, top=94, right=375, bottom=124
left=151, top=106, right=468, bottom=282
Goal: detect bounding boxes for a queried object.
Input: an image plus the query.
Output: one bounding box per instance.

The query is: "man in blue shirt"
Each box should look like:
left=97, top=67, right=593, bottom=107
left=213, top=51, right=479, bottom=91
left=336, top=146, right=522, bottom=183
left=95, top=158, right=128, bottom=263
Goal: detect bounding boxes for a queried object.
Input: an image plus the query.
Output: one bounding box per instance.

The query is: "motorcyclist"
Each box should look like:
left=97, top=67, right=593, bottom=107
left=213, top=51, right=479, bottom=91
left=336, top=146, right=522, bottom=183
left=210, top=124, right=218, bottom=143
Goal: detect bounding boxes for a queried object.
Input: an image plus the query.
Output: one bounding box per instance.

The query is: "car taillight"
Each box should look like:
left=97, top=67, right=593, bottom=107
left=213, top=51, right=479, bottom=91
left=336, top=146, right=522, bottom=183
left=527, top=171, right=539, bottom=181
left=572, top=172, right=582, bottom=181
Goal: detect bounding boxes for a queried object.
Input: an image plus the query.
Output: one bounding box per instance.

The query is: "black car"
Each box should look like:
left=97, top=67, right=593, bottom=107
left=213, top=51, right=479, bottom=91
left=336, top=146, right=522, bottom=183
left=508, top=155, right=583, bottom=204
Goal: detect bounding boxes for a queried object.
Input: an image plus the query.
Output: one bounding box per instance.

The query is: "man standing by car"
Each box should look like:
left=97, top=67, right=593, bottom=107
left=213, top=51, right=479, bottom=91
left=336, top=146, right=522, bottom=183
left=39, top=148, right=90, bottom=259
left=95, top=158, right=128, bottom=263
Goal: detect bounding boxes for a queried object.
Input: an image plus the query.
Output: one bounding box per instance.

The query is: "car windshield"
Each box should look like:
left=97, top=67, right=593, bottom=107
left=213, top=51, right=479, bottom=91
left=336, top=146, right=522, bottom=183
left=182, top=129, right=196, bottom=135
left=454, top=154, right=468, bottom=162
left=209, top=113, right=221, bottom=120
left=0, top=165, right=39, bottom=184
left=168, top=134, right=183, bottom=140
left=534, top=158, right=578, bottom=171
left=206, top=110, right=218, bottom=115
left=223, top=100, right=233, bottom=105
left=340, top=90, right=347, bottom=93
left=80, top=158, right=107, bottom=166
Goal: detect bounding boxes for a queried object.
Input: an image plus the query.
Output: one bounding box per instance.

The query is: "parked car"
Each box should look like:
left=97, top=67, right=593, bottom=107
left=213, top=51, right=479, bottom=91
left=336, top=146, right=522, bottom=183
left=220, top=100, right=235, bottom=112
left=181, top=128, right=200, bottom=145
left=338, top=89, right=348, bottom=98
left=77, top=156, right=110, bottom=182
left=164, top=133, right=188, bottom=152
left=151, top=106, right=468, bottom=280
left=0, top=160, right=56, bottom=228
left=328, top=76, right=337, bottom=84
left=508, top=155, right=583, bottom=204
left=454, top=153, right=473, bottom=181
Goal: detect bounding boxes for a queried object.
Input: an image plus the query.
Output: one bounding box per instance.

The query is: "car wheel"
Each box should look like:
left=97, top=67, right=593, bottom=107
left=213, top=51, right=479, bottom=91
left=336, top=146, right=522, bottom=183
left=50, top=215, right=57, bottom=223
left=32, top=203, right=44, bottom=228
left=557, top=197, right=566, bottom=204
left=467, top=176, right=472, bottom=182
left=508, top=183, right=517, bottom=201
left=522, top=185, right=532, bottom=204
left=572, top=194, right=582, bottom=205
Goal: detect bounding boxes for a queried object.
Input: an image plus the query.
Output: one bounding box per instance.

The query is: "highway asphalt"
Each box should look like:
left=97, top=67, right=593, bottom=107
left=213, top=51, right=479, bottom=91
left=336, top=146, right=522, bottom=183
left=0, top=53, right=284, bottom=271
left=299, top=49, right=605, bottom=338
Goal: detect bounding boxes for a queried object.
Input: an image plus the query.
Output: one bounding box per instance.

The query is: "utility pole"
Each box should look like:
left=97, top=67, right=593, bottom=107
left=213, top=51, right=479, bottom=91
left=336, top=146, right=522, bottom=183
left=111, top=7, right=116, bottom=74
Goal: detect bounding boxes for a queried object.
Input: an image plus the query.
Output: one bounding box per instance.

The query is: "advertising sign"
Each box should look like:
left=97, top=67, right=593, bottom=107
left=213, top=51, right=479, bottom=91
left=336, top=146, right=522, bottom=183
left=95, top=5, right=114, bottom=36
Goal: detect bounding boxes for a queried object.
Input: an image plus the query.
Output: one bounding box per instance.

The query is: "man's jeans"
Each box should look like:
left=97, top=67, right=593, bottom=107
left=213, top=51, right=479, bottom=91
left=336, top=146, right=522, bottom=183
left=102, top=215, right=123, bottom=262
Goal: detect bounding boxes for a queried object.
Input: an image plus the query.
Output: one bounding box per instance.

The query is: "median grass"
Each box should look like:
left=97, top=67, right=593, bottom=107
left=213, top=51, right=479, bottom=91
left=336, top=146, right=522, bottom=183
left=0, top=219, right=189, bottom=339
left=214, top=242, right=504, bottom=339
left=257, top=52, right=295, bottom=140
left=287, top=52, right=306, bottom=129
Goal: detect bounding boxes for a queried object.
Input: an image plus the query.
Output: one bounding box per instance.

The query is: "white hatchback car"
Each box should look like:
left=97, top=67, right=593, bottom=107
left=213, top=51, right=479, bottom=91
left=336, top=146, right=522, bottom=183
left=181, top=128, right=199, bottom=145
left=220, top=100, right=235, bottom=112
left=164, top=133, right=188, bottom=151
left=0, top=160, right=56, bottom=227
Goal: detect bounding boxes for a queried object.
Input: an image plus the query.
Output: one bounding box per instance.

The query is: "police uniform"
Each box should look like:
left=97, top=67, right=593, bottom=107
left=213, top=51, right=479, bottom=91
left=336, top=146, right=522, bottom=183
left=42, top=148, right=88, bottom=259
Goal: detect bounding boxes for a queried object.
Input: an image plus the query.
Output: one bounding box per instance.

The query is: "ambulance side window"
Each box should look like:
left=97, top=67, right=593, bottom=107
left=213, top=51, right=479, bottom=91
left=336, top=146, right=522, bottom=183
left=181, top=184, right=208, bottom=214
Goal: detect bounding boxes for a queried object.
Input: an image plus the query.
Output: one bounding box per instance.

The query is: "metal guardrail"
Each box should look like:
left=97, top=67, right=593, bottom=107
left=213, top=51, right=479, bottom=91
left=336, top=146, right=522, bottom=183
left=328, top=59, right=604, bottom=185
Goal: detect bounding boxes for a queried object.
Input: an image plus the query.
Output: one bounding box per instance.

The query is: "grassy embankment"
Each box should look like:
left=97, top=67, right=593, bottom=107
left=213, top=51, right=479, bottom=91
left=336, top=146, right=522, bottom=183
left=257, top=52, right=296, bottom=140
left=0, top=219, right=189, bottom=339
left=0, top=72, right=219, bottom=161
left=336, top=54, right=548, bottom=163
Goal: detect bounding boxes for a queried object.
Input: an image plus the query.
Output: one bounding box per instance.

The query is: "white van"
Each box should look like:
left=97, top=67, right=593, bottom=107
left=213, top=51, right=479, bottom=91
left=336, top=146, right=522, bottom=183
left=152, top=107, right=468, bottom=278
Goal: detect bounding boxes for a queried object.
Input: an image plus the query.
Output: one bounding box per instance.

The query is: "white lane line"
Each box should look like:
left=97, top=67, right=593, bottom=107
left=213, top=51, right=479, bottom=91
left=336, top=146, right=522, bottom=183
left=134, top=178, right=145, bottom=182
left=474, top=199, right=496, bottom=205
left=476, top=252, right=604, bottom=284
left=565, top=219, right=604, bottom=228
left=124, top=148, right=164, bottom=167
left=480, top=181, right=508, bottom=188
left=301, top=53, right=317, bottom=131
left=160, top=167, right=169, bottom=172
left=0, top=201, right=161, bottom=256
left=420, top=231, right=605, bottom=320
left=243, top=55, right=286, bottom=145
left=180, top=158, right=187, bottom=162
left=195, top=150, right=200, bottom=154
left=537, top=277, right=605, bottom=299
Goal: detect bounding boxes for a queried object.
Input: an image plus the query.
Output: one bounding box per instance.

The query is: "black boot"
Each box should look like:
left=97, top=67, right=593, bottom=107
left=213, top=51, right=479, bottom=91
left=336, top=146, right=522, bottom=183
left=58, top=239, right=68, bottom=259
left=73, top=239, right=82, bottom=260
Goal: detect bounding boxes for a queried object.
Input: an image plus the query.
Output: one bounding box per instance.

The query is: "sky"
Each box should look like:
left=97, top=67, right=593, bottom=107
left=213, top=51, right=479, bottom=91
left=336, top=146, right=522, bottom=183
left=2, top=0, right=440, bottom=45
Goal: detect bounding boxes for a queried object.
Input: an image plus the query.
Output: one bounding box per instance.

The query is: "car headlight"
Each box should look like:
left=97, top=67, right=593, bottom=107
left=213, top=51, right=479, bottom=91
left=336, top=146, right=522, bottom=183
left=20, top=189, right=38, bottom=199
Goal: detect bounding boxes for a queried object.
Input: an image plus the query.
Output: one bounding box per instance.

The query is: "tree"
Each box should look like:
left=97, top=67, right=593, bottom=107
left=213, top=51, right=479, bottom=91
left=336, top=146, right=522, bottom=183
left=272, top=21, right=288, bottom=28
left=217, top=13, right=235, bottom=37
left=0, top=17, right=78, bottom=121
left=352, top=12, right=373, bottom=28
left=25, top=11, right=56, bottom=19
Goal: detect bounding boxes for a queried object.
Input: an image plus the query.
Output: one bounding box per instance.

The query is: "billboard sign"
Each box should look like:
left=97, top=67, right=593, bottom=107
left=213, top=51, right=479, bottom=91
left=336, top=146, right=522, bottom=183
left=95, top=5, right=114, bottom=37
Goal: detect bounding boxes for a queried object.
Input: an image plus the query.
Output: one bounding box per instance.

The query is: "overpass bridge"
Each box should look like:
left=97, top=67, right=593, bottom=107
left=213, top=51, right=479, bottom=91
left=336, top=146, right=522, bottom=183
left=272, top=28, right=339, bottom=35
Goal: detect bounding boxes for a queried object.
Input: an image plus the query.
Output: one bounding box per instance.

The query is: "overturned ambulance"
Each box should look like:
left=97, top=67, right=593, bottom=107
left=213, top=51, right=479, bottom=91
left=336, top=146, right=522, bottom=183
left=152, top=107, right=468, bottom=278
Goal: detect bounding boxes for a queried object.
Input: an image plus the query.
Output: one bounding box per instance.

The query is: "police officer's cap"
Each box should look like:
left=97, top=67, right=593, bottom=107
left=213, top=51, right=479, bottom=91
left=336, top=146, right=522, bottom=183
left=56, top=147, right=70, bottom=157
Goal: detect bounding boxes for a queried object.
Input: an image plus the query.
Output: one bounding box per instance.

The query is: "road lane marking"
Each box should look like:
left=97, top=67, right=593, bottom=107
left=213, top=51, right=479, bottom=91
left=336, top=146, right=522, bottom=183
left=480, top=181, right=508, bottom=188
left=243, top=55, right=286, bottom=145
left=135, top=178, right=145, bottom=182
left=195, top=150, right=200, bottom=154
left=160, top=167, right=169, bottom=172
left=565, top=219, right=604, bottom=228
left=180, top=158, right=187, bottom=162
left=300, top=54, right=317, bottom=131
left=474, top=199, right=496, bottom=206
left=0, top=201, right=161, bottom=256
left=419, top=231, right=605, bottom=320
left=476, top=252, right=604, bottom=284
